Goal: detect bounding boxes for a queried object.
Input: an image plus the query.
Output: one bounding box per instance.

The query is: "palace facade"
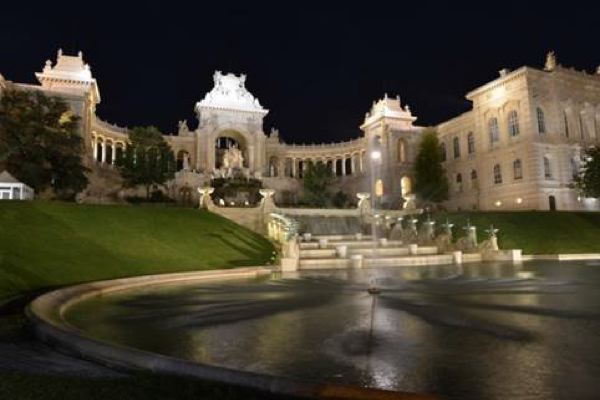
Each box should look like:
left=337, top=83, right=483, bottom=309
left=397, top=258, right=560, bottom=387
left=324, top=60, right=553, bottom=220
left=1, top=50, right=599, bottom=211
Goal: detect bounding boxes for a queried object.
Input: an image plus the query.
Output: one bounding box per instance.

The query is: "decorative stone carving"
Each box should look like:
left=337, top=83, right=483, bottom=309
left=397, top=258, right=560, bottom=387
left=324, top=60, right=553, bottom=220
left=197, top=187, right=215, bottom=209
left=196, top=71, right=268, bottom=115
left=545, top=51, right=557, bottom=71
left=177, top=120, right=191, bottom=136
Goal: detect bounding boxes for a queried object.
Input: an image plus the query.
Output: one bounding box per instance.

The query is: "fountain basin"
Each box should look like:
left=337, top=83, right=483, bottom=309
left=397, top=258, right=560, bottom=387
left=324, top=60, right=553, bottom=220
left=27, top=262, right=600, bottom=400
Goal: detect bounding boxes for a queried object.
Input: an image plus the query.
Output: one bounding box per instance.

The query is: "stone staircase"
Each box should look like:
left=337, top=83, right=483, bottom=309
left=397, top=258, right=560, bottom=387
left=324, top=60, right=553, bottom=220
left=298, top=234, right=455, bottom=270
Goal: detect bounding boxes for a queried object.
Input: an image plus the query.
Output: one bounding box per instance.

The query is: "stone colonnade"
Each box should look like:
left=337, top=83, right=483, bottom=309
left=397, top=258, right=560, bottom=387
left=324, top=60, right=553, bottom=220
left=91, top=132, right=127, bottom=166
left=268, top=150, right=367, bottom=178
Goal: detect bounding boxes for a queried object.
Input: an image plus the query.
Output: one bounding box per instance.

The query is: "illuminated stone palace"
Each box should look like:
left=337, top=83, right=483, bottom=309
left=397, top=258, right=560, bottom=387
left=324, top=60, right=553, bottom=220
left=1, top=50, right=600, bottom=211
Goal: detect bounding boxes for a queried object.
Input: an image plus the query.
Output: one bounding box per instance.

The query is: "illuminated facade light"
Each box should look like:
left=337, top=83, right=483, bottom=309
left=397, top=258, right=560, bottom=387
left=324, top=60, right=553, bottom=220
left=494, top=200, right=502, bottom=207
left=516, top=197, right=523, bottom=204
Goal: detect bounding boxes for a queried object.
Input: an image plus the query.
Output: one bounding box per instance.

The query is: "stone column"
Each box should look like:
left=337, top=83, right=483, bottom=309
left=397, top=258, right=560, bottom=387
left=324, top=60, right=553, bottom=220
left=351, top=155, right=356, bottom=176
left=292, top=158, right=296, bottom=178
left=92, top=137, right=97, bottom=160
left=342, top=158, right=346, bottom=176
left=332, top=159, right=337, bottom=175
left=101, top=141, right=106, bottom=163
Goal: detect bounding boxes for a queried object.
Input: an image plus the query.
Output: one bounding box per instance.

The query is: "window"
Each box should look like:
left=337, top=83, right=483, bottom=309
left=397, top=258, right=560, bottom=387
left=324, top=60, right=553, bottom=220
left=493, top=164, right=502, bottom=184
left=471, top=169, right=478, bottom=180
left=440, top=143, right=447, bottom=162
left=467, top=132, right=475, bottom=154
left=513, top=159, right=523, bottom=180
left=456, top=173, right=463, bottom=193
left=564, top=111, right=570, bottom=137
left=537, top=107, right=546, bottom=134
left=508, top=110, right=520, bottom=137
left=489, top=118, right=499, bottom=144
left=453, top=137, right=460, bottom=159
left=543, top=156, right=552, bottom=179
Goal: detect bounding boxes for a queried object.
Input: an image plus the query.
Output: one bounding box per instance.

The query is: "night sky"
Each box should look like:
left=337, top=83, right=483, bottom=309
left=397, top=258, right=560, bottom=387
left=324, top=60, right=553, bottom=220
left=2, top=2, right=599, bottom=143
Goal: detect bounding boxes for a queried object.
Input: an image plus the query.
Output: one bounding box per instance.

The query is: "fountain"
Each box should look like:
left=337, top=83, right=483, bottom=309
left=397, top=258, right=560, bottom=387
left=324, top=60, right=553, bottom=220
left=44, top=261, right=600, bottom=400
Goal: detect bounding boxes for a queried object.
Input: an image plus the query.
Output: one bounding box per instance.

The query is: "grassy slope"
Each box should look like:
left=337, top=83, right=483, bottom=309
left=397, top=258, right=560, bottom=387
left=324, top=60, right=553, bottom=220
left=435, top=211, right=600, bottom=255
left=0, top=201, right=274, bottom=301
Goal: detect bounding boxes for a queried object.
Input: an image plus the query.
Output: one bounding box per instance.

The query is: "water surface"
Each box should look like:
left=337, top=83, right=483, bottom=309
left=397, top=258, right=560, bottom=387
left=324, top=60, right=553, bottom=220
left=66, top=261, right=600, bottom=399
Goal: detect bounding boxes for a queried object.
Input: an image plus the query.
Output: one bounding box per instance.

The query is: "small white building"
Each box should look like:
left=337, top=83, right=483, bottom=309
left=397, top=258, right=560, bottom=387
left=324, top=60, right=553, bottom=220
left=0, top=171, right=34, bottom=200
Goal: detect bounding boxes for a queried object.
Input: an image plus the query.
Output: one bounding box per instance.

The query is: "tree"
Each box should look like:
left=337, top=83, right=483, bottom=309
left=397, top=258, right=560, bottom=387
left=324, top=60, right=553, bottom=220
left=117, top=126, right=175, bottom=199
left=302, top=162, right=334, bottom=207
left=413, top=129, right=449, bottom=203
left=576, top=147, right=600, bottom=198
left=0, top=88, right=88, bottom=199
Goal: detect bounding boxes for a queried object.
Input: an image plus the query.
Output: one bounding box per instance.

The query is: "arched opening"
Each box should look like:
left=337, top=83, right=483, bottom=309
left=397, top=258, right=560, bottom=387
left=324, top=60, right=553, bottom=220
left=214, top=131, right=247, bottom=170
left=298, top=160, right=305, bottom=179
left=177, top=150, right=190, bottom=171
left=344, top=157, right=352, bottom=175
left=96, top=138, right=103, bottom=162
left=115, top=144, right=124, bottom=164
left=326, top=159, right=333, bottom=174
left=284, top=158, right=293, bottom=177
left=268, top=156, right=279, bottom=177
left=105, top=141, right=113, bottom=165
left=549, top=195, right=557, bottom=211
left=401, top=176, right=412, bottom=196
left=456, top=173, right=463, bottom=193
left=335, top=159, right=343, bottom=177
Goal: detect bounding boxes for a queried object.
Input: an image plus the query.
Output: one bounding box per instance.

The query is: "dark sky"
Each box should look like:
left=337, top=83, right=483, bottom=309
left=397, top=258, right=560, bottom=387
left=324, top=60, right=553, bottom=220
left=2, top=2, right=599, bottom=143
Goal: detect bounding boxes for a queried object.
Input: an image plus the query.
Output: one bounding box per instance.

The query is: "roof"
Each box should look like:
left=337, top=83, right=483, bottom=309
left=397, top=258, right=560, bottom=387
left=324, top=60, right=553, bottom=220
left=0, top=171, right=21, bottom=183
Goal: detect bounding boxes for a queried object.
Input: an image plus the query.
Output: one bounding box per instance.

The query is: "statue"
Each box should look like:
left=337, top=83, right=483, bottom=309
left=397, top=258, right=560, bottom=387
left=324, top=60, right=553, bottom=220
left=222, top=144, right=244, bottom=171
left=545, top=51, right=557, bottom=71
left=177, top=120, right=191, bottom=136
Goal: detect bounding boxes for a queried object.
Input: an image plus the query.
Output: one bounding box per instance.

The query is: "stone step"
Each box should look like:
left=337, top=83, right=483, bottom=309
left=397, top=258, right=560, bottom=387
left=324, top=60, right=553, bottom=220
left=299, top=240, right=404, bottom=250
left=308, top=234, right=373, bottom=241
left=299, top=254, right=455, bottom=270
left=299, top=246, right=439, bottom=259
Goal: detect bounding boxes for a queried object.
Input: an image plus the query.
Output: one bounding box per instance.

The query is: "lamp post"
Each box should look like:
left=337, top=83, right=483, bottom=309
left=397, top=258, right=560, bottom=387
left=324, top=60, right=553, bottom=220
left=370, top=136, right=383, bottom=210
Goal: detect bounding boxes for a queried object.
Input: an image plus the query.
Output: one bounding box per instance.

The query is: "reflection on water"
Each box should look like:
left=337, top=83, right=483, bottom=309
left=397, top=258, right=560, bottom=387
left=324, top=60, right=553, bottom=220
left=66, top=261, right=600, bottom=399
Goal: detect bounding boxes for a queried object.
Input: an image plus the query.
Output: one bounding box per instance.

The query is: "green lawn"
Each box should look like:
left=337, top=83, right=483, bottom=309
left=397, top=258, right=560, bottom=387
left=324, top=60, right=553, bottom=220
left=434, top=211, right=600, bottom=255
left=0, top=201, right=274, bottom=303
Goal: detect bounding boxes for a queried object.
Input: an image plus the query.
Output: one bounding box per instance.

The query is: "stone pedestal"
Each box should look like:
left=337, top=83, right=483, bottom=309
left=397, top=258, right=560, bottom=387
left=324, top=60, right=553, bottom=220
left=408, top=244, right=418, bottom=255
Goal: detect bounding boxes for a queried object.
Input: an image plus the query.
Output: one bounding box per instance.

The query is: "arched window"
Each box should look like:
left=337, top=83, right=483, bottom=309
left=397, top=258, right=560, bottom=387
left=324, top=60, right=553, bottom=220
left=456, top=173, right=463, bottom=193
left=471, top=169, right=478, bottom=180
left=440, top=143, right=447, bottom=162
left=453, top=137, right=460, bottom=159
left=467, top=132, right=475, bottom=154
left=493, top=164, right=502, bottom=184
left=513, top=159, right=523, bottom=180
left=508, top=110, right=519, bottom=137
left=397, top=139, right=406, bottom=163
left=564, top=111, right=570, bottom=137
left=544, top=156, right=552, bottom=179
left=489, top=118, right=499, bottom=144
left=537, top=107, right=546, bottom=134
left=401, top=176, right=412, bottom=196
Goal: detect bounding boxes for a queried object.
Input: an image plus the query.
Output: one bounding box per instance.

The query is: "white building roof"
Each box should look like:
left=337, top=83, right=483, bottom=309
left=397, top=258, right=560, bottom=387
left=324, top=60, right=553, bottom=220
left=0, top=171, right=21, bottom=184
left=196, top=71, right=268, bottom=115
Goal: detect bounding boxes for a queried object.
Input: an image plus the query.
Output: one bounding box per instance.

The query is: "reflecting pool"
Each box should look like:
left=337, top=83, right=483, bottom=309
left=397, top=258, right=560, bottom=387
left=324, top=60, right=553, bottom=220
left=66, top=261, right=600, bottom=399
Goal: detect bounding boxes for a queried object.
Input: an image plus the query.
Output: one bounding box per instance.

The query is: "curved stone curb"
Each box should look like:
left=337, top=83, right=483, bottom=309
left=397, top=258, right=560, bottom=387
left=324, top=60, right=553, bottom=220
left=26, top=267, right=436, bottom=400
